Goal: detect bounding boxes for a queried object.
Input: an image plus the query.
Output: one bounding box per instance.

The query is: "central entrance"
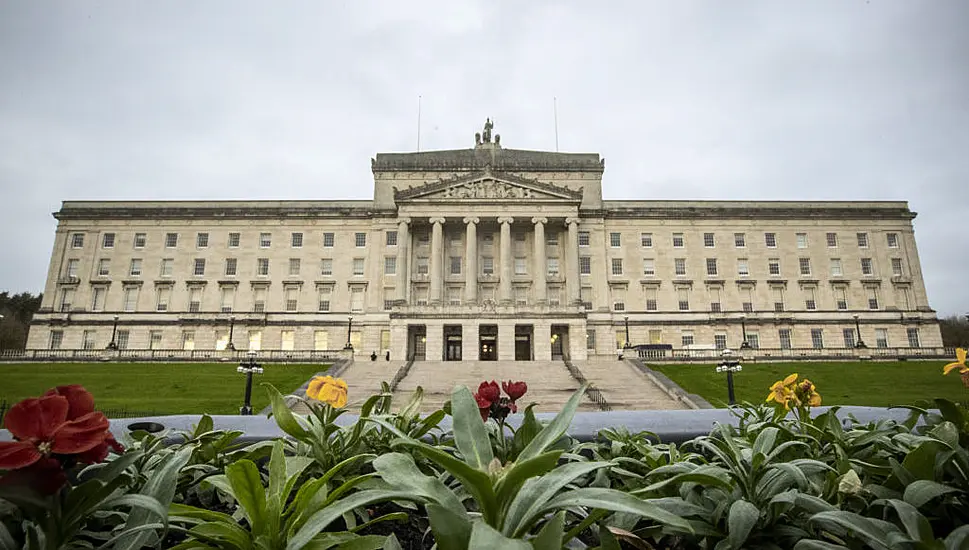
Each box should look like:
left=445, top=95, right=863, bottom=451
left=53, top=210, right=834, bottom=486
left=407, top=325, right=426, bottom=360
left=444, top=325, right=462, bottom=361
left=479, top=325, right=498, bottom=361
left=515, top=324, right=533, bottom=361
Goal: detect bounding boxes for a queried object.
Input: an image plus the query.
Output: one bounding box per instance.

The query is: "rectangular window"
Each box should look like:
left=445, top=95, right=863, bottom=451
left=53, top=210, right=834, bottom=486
left=672, top=233, right=684, bottom=248
left=98, top=259, right=110, bottom=277
left=350, top=287, right=365, bottom=312
left=644, top=287, right=658, bottom=311
left=779, top=329, right=792, bottom=349
left=641, top=233, right=653, bottom=247
left=71, top=233, right=85, bottom=248
left=450, top=256, right=462, bottom=275
left=547, top=257, right=560, bottom=276
left=353, top=258, right=365, bottom=276
left=830, top=258, right=843, bottom=277
left=580, top=286, right=593, bottom=310
left=160, top=258, right=173, bottom=277
left=447, top=286, right=461, bottom=306
left=834, top=287, right=848, bottom=310
left=891, top=258, right=903, bottom=276
left=196, top=232, right=209, bottom=248
left=149, top=331, right=162, bottom=350
left=291, top=232, right=303, bottom=248
left=66, top=259, right=79, bottom=278
left=102, top=233, right=115, bottom=249
left=674, top=258, right=686, bottom=276
left=857, top=232, right=868, bottom=248
left=867, top=287, right=880, bottom=310
left=677, top=287, right=690, bottom=311
left=611, top=258, right=623, bottom=276
left=705, top=258, right=717, bottom=276
left=514, top=286, right=528, bottom=306
left=188, top=287, right=202, bottom=312
left=734, top=233, right=746, bottom=248
left=709, top=285, right=722, bottom=312
left=714, top=334, right=727, bottom=350
left=165, top=233, right=178, bottom=248
left=123, top=286, right=139, bottom=312
left=228, top=232, right=240, bottom=248
left=260, top=233, right=272, bottom=248
left=482, top=256, right=494, bottom=275
left=826, top=232, right=838, bottom=247
left=321, top=258, right=333, bottom=276
left=49, top=330, right=64, bottom=350
left=129, top=258, right=142, bottom=276
left=578, top=231, right=590, bottom=247
left=247, top=330, right=262, bottom=351
left=314, top=330, right=329, bottom=351
left=737, top=258, right=749, bottom=277
left=768, top=258, right=780, bottom=276
left=514, top=257, right=527, bottom=275
left=811, top=328, right=824, bottom=349
left=887, top=233, right=899, bottom=248
left=416, top=257, right=429, bottom=275
left=91, top=286, right=106, bottom=311
left=586, top=329, right=596, bottom=351
left=413, top=285, right=429, bottom=306
left=579, top=256, right=591, bottom=275
left=804, top=286, right=817, bottom=310
left=703, top=233, right=715, bottom=247
left=796, top=233, right=808, bottom=248
left=773, top=287, right=785, bottom=312
left=220, top=286, right=235, bottom=312
left=765, top=232, right=777, bottom=248
left=225, top=258, right=237, bottom=276
left=384, top=288, right=395, bottom=310
left=875, top=328, right=888, bottom=348
left=747, top=333, right=760, bottom=349
left=548, top=285, right=562, bottom=306
left=907, top=328, right=920, bottom=348
left=257, top=258, right=269, bottom=276
left=323, top=232, right=334, bottom=247
left=546, top=231, right=559, bottom=246
left=318, top=286, right=332, bottom=312
left=355, top=232, right=367, bottom=247
left=156, top=286, right=171, bottom=311
left=799, top=257, right=811, bottom=276
left=642, top=258, right=655, bottom=276
left=386, top=231, right=398, bottom=246
left=280, top=330, right=295, bottom=351
left=681, top=332, right=694, bottom=347
left=252, top=286, right=267, bottom=312
left=181, top=331, right=195, bottom=351
left=843, top=328, right=856, bottom=348
left=82, top=330, right=97, bottom=350
left=288, top=258, right=301, bottom=276
left=861, top=258, right=874, bottom=276
left=385, top=256, right=397, bottom=275
left=285, top=287, right=298, bottom=312
left=609, top=232, right=621, bottom=247
left=193, top=259, right=205, bottom=276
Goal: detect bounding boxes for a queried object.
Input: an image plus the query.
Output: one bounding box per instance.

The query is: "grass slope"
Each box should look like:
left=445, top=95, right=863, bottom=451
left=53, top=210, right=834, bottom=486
left=0, top=363, right=327, bottom=415
left=650, top=360, right=965, bottom=408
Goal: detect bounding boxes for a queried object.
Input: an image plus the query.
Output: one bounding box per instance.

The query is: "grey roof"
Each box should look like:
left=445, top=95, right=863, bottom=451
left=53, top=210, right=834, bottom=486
left=372, top=145, right=604, bottom=172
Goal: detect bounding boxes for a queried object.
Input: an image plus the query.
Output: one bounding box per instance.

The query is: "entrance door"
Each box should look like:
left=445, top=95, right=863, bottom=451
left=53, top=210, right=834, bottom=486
left=479, top=325, right=498, bottom=361
left=407, top=325, right=426, bottom=360
left=514, top=325, right=533, bottom=361
left=444, top=325, right=462, bottom=361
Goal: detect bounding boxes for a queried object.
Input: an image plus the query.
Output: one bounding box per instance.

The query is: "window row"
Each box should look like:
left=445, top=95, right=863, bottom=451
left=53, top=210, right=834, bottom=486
left=70, top=230, right=395, bottom=250
left=49, top=327, right=356, bottom=351
left=617, top=326, right=921, bottom=351
left=589, top=256, right=906, bottom=278
left=587, top=230, right=902, bottom=250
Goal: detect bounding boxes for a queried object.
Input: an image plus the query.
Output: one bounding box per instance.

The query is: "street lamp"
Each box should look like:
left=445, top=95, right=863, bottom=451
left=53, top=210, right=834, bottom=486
left=716, top=349, right=742, bottom=405
left=0, top=314, right=4, bottom=355
left=345, top=316, right=354, bottom=350
left=740, top=314, right=750, bottom=349
left=853, top=314, right=867, bottom=348
left=623, top=316, right=631, bottom=349
left=237, top=351, right=263, bottom=415
left=106, top=314, right=120, bottom=350
left=227, top=315, right=236, bottom=351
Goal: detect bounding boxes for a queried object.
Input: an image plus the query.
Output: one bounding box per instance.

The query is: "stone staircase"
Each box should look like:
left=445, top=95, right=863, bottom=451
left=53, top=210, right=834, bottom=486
left=574, top=359, right=685, bottom=410
left=290, top=359, right=404, bottom=414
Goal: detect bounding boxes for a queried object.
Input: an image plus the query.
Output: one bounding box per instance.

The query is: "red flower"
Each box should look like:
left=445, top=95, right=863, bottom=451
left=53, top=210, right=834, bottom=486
left=476, top=381, right=500, bottom=403
left=0, top=394, right=111, bottom=471
left=45, top=385, right=124, bottom=463
left=502, top=381, right=528, bottom=401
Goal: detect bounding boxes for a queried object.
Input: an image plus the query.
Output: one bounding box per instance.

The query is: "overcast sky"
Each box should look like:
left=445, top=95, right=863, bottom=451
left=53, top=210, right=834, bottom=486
left=0, top=1, right=966, bottom=316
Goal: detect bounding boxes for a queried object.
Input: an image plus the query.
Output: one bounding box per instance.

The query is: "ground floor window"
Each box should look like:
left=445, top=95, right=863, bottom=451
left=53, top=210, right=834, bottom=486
left=149, top=330, right=162, bottom=350
left=843, top=328, right=856, bottom=348
left=876, top=328, right=889, bottom=348
left=314, top=330, right=329, bottom=351
left=811, top=329, right=824, bottom=349
left=714, top=334, right=727, bottom=350
left=49, top=330, right=63, bottom=350
left=746, top=332, right=759, bottom=349
left=248, top=330, right=262, bottom=351
left=116, top=330, right=129, bottom=350
left=82, top=330, right=96, bottom=350
left=906, top=328, right=920, bottom=348
left=586, top=329, right=596, bottom=351
left=281, top=330, right=295, bottom=351
left=182, top=331, right=195, bottom=351
left=778, top=329, right=792, bottom=349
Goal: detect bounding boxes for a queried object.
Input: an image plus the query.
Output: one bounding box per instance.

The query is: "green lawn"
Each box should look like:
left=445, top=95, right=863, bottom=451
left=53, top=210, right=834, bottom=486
left=650, top=360, right=966, bottom=408
left=0, top=363, right=328, bottom=416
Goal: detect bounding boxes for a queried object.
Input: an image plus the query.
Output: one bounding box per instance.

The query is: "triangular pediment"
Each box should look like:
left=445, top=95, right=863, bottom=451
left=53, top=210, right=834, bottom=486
left=394, top=170, right=583, bottom=202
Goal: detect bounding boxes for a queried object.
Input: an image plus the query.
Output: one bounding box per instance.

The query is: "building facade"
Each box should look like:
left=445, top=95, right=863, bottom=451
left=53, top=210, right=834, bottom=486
left=28, top=121, right=942, bottom=360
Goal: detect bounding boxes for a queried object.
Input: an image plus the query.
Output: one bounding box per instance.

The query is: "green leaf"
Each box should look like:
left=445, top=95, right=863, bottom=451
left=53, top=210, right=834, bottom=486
left=265, top=383, right=311, bottom=441
left=114, top=445, right=194, bottom=550
left=517, top=386, right=586, bottom=463
left=929, top=421, right=960, bottom=449
left=903, top=480, right=960, bottom=508
left=793, top=541, right=850, bottom=549
left=596, top=524, right=622, bottom=550
left=881, top=499, right=932, bottom=542
left=225, top=460, right=267, bottom=536
left=427, top=503, right=474, bottom=550
left=727, top=499, right=759, bottom=550
left=411, top=409, right=446, bottom=439
left=334, top=535, right=391, bottom=550
left=900, top=441, right=945, bottom=482
left=451, top=385, right=495, bottom=471
left=934, top=399, right=965, bottom=427
left=945, top=525, right=969, bottom=550
left=494, top=450, right=562, bottom=513
left=372, top=452, right=465, bottom=512
left=504, top=461, right=613, bottom=537
left=512, top=404, right=542, bottom=455
left=169, top=503, right=237, bottom=525
left=636, top=467, right=734, bottom=495
left=0, top=522, right=17, bottom=550
left=302, top=532, right=357, bottom=550
left=286, top=490, right=417, bottom=550
left=193, top=414, right=215, bottom=437
left=382, top=534, right=403, bottom=550
left=751, top=427, right=780, bottom=456
left=530, top=511, right=565, bottom=550
left=468, top=520, right=532, bottom=550
left=269, top=440, right=288, bottom=507
left=808, top=511, right=893, bottom=550
left=187, top=521, right=252, bottom=550
left=535, top=488, right=694, bottom=538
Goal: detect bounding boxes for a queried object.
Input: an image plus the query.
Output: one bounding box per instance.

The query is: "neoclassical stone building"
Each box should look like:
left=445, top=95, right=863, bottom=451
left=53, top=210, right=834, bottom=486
left=28, top=121, right=941, bottom=360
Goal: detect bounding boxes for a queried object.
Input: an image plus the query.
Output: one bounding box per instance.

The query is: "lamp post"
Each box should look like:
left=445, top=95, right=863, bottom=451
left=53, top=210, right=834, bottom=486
left=853, top=314, right=867, bottom=348
left=227, top=315, right=236, bottom=351
left=740, top=314, right=750, bottom=349
left=0, top=314, right=4, bottom=355
left=623, top=316, right=630, bottom=349
left=716, top=349, right=742, bottom=405
left=106, top=314, right=120, bottom=350
left=237, top=351, right=263, bottom=415
left=344, top=316, right=354, bottom=350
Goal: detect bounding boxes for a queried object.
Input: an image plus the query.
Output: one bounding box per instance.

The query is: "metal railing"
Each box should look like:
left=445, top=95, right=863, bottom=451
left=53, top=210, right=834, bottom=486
left=633, top=346, right=955, bottom=362
left=563, top=360, right=612, bottom=411
left=389, top=359, right=416, bottom=392
left=0, top=348, right=352, bottom=362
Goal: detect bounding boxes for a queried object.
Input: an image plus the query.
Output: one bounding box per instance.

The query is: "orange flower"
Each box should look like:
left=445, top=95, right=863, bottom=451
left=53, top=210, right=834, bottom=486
left=306, top=376, right=348, bottom=408
left=943, top=348, right=968, bottom=377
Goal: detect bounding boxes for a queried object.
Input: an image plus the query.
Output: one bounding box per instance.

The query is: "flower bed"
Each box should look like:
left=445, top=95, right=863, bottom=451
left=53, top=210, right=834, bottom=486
left=2, top=352, right=969, bottom=549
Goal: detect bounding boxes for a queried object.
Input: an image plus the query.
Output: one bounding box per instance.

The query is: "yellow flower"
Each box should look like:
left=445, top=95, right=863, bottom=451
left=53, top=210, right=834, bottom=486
left=808, top=392, right=822, bottom=407
left=766, top=381, right=795, bottom=407
left=943, top=348, right=968, bottom=376
left=782, top=373, right=799, bottom=387
left=306, top=375, right=348, bottom=408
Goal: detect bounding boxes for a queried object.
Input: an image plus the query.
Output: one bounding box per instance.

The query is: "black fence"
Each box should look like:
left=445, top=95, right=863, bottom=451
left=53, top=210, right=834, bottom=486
left=563, top=360, right=612, bottom=412
left=0, top=348, right=350, bottom=363
left=0, top=399, right=159, bottom=424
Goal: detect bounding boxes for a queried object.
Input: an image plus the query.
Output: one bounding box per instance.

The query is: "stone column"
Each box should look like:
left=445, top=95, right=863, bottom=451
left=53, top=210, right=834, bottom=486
left=566, top=217, right=581, bottom=305
left=532, top=217, right=547, bottom=304
left=396, top=218, right=410, bottom=303
left=463, top=217, right=479, bottom=303
left=429, top=217, right=445, bottom=305
left=497, top=217, right=514, bottom=304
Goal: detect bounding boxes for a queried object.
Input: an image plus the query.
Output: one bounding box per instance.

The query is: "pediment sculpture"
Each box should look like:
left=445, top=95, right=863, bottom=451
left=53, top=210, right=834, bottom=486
left=440, top=180, right=537, bottom=200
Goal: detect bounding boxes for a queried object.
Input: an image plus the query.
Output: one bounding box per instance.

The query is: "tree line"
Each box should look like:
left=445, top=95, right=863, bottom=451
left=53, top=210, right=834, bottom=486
left=0, top=291, right=43, bottom=351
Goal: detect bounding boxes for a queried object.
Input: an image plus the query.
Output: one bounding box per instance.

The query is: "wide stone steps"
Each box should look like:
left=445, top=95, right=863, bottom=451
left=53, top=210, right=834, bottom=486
left=574, top=360, right=685, bottom=410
